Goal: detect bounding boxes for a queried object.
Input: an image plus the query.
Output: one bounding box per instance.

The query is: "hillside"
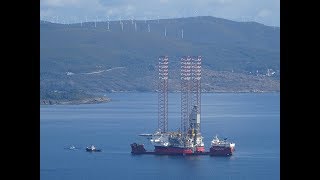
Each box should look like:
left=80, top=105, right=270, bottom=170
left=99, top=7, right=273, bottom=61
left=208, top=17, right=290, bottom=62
left=40, top=16, right=280, bottom=102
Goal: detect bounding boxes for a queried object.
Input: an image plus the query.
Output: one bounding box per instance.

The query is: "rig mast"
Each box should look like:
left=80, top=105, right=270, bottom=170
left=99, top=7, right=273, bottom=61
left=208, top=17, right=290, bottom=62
left=181, top=56, right=202, bottom=147
left=191, top=56, right=202, bottom=133
left=180, top=56, right=192, bottom=135
left=158, top=56, right=169, bottom=133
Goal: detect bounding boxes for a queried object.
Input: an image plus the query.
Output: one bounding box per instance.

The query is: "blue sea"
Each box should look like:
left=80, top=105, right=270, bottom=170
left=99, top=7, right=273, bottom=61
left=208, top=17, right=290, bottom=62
left=40, top=93, right=279, bottom=180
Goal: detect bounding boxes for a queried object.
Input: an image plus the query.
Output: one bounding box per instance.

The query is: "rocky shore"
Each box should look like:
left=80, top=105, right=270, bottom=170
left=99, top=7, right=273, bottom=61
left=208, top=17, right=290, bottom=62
left=40, top=96, right=111, bottom=105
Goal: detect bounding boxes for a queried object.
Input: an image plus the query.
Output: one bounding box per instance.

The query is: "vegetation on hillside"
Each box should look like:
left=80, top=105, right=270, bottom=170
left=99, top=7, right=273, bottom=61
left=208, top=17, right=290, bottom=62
left=40, top=16, right=280, bottom=102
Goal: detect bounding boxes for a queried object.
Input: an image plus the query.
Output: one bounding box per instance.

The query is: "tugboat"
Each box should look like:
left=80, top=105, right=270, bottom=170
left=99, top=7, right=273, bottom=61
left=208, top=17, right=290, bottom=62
left=130, top=143, right=147, bottom=154
left=86, top=145, right=102, bottom=152
left=209, top=135, right=235, bottom=156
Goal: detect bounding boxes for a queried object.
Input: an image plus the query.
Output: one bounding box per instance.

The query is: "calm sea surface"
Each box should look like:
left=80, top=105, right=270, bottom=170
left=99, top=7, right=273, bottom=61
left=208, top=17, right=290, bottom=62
left=40, top=93, right=279, bottom=180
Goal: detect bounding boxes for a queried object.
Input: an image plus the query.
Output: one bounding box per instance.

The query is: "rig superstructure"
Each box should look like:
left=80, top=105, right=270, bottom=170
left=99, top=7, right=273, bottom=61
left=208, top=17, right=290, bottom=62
left=131, top=56, right=235, bottom=156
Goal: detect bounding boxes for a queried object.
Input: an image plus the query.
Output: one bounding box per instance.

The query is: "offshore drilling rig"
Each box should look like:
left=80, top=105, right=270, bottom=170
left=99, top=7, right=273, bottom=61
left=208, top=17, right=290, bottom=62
left=131, top=56, right=235, bottom=156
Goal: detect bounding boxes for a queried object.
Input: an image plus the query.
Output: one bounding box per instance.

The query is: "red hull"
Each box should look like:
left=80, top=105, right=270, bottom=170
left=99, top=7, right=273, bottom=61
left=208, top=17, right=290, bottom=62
left=154, top=146, right=193, bottom=154
left=195, top=146, right=205, bottom=152
left=210, top=146, right=235, bottom=156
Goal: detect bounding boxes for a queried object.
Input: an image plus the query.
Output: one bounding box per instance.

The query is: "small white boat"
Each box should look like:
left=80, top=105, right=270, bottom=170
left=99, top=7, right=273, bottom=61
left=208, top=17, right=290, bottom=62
left=64, top=145, right=77, bottom=150
left=86, top=145, right=101, bottom=152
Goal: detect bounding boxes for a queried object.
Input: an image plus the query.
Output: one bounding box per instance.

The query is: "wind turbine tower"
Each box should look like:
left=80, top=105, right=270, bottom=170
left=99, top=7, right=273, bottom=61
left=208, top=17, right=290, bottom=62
left=181, top=29, right=184, bottom=39
left=121, top=22, right=124, bottom=31
left=107, top=16, right=110, bottom=30
left=135, top=22, right=137, bottom=32
left=164, top=27, right=167, bottom=37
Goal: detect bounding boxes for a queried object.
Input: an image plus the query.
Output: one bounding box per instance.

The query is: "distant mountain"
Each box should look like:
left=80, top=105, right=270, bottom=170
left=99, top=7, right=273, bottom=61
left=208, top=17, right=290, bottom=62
left=40, top=16, right=279, bottom=102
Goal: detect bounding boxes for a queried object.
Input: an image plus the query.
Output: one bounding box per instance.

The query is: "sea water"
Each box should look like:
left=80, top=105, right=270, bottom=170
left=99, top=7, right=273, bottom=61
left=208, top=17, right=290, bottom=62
left=40, top=93, right=279, bottom=180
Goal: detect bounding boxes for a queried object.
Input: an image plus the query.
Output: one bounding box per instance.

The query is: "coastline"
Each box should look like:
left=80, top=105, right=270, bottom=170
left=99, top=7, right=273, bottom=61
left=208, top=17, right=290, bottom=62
left=40, top=91, right=279, bottom=105
left=40, top=96, right=111, bottom=105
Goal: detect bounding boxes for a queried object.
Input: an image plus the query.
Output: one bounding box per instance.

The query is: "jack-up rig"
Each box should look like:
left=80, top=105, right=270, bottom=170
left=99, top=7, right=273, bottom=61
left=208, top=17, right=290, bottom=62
left=131, top=56, right=235, bottom=156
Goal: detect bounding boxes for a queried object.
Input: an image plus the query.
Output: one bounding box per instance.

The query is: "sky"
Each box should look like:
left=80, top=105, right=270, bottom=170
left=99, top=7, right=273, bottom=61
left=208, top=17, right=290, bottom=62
left=40, top=0, right=280, bottom=27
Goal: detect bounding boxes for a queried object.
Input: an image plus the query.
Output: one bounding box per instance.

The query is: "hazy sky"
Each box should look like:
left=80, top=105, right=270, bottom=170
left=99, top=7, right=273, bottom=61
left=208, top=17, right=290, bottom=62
left=40, top=0, right=280, bottom=27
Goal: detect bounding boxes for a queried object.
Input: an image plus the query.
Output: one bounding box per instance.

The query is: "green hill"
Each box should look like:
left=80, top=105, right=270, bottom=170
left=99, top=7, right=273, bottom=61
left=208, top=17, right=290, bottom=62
left=40, top=16, right=280, bottom=102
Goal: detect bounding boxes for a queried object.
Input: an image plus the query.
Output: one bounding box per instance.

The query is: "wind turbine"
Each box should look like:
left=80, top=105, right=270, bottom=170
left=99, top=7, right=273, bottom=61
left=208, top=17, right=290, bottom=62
left=74, top=16, right=77, bottom=25
left=164, top=27, right=167, bottom=37
left=181, top=29, right=184, bottom=39
left=95, top=16, right=97, bottom=28
left=134, top=21, right=137, bottom=32
left=107, top=16, right=110, bottom=30
left=131, top=16, right=134, bottom=24
left=121, top=21, right=124, bottom=31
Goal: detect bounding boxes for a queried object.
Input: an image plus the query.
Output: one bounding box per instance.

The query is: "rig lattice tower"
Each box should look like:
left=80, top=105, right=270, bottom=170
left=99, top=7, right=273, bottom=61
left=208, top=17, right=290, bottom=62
left=191, top=56, right=202, bottom=133
left=158, top=56, right=169, bottom=133
left=180, top=56, right=192, bottom=135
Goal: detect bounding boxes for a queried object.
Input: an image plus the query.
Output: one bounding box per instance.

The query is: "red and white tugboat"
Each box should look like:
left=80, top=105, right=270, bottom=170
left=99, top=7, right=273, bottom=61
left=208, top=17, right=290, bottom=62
left=210, top=135, right=235, bottom=156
